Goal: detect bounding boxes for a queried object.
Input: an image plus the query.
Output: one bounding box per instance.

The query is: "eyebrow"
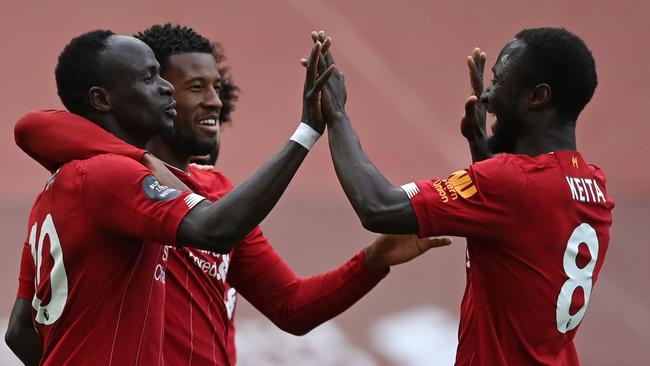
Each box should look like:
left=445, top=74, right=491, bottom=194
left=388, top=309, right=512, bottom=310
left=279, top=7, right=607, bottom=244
left=184, top=76, right=222, bottom=84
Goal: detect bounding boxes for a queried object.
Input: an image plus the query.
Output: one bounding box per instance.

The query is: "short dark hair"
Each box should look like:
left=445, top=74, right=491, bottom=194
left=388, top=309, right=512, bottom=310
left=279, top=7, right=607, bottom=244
left=55, top=29, right=115, bottom=115
left=515, top=27, right=597, bottom=121
left=135, top=24, right=239, bottom=123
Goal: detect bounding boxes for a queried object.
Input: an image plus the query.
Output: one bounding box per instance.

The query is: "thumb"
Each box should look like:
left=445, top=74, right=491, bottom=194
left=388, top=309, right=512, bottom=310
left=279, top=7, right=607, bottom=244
left=419, top=237, right=452, bottom=252
left=464, top=96, right=478, bottom=115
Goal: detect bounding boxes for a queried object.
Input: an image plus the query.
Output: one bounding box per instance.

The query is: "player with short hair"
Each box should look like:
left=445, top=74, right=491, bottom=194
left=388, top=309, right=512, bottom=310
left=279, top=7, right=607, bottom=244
left=8, top=26, right=450, bottom=365
left=317, top=28, right=614, bottom=365
left=5, top=28, right=338, bottom=365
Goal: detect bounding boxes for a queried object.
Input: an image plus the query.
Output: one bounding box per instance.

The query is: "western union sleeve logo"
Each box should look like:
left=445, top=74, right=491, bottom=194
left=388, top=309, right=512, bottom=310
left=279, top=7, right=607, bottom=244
left=447, top=170, right=478, bottom=199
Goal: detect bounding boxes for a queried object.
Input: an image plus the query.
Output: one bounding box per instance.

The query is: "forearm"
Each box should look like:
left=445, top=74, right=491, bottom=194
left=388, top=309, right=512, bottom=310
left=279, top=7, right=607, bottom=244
left=6, top=298, right=42, bottom=366
left=15, top=110, right=145, bottom=172
left=5, top=328, right=41, bottom=366
left=327, top=114, right=416, bottom=233
left=240, top=250, right=385, bottom=335
left=179, top=141, right=308, bottom=252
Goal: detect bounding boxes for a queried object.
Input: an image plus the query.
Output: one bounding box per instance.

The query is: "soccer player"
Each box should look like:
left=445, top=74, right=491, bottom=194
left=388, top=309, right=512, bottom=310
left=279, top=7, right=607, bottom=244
left=316, top=28, right=614, bottom=365
left=4, top=29, right=337, bottom=365
left=7, top=27, right=450, bottom=365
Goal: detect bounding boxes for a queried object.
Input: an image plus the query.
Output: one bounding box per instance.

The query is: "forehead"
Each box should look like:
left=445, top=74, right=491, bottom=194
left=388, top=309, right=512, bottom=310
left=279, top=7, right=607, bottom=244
left=165, top=53, right=221, bottom=81
left=493, top=38, right=527, bottom=75
left=102, top=35, right=158, bottom=73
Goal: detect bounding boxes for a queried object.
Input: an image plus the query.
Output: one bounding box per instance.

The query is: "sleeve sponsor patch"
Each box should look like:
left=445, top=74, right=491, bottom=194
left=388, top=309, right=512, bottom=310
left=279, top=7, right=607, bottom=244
left=141, top=175, right=182, bottom=201
left=430, top=170, right=478, bottom=204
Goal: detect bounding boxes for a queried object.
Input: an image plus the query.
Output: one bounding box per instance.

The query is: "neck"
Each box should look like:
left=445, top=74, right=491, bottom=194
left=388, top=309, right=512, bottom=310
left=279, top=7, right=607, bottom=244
left=90, top=113, right=150, bottom=149
left=513, top=116, right=577, bottom=156
left=147, top=136, right=191, bottom=172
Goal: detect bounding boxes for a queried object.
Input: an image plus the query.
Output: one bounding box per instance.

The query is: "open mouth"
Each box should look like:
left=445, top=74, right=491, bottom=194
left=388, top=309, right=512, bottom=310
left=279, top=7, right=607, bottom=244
left=163, top=101, right=177, bottom=118
left=488, top=112, right=497, bottom=134
left=196, top=117, right=219, bottom=135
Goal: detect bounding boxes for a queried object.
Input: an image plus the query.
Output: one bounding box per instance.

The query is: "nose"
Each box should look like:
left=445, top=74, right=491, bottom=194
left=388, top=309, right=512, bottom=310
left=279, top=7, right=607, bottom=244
left=203, top=86, right=223, bottom=110
left=159, top=76, right=175, bottom=96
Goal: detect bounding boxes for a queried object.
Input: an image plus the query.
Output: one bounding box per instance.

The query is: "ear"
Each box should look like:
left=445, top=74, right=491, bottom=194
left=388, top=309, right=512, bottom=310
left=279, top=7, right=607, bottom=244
left=529, top=83, right=551, bottom=109
left=88, top=86, right=111, bottom=112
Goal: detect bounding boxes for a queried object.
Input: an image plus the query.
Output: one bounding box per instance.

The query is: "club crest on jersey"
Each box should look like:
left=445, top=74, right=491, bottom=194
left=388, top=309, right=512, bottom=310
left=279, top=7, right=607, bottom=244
left=142, top=176, right=182, bottom=201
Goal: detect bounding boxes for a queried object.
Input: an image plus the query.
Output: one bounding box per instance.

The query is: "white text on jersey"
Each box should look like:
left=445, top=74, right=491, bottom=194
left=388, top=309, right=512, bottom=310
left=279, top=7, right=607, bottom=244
left=565, top=176, right=606, bottom=203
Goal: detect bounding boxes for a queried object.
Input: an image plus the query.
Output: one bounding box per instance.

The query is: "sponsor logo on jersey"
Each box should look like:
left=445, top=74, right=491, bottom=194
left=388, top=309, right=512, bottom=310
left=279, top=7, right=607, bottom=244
left=142, top=176, right=182, bottom=201
left=430, top=170, right=477, bottom=204
left=571, top=155, right=579, bottom=168
left=448, top=170, right=477, bottom=199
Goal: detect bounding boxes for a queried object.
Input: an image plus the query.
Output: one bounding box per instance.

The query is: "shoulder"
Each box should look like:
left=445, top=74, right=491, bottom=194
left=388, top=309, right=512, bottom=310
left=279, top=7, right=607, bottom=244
left=470, top=154, right=528, bottom=184
left=188, top=165, right=234, bottom=191
left=464, top=154, right=529, bottom=201
left=77, top=154, right=151, bottom=188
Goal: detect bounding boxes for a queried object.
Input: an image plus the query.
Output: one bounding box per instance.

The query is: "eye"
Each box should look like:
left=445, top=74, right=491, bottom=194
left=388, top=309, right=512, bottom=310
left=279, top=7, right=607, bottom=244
left=143, top=75, right=154, bottom=84
left=189, top=85, right=203, bottom=92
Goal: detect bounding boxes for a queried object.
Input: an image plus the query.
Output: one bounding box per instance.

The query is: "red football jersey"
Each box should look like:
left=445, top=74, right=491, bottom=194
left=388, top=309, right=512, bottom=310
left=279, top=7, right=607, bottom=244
left=402, top=151, right=613, bottom=365
left=16, top=154, right=204, bottom=365
left=164, top=165, right=386, bottom=366
left=15, top=109, right=387, bottom=365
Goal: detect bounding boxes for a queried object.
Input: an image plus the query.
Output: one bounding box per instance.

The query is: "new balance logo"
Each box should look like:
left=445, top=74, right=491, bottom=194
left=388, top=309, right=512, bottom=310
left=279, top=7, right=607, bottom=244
left=400, top=183, right=420, bottom=199
left=184, top=193, right=205, bottom=209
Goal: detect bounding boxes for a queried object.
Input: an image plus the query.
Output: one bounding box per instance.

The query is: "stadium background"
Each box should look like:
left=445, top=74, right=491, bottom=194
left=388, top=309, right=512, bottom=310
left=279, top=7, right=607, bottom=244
left=1, top=0, right=648, bottom=364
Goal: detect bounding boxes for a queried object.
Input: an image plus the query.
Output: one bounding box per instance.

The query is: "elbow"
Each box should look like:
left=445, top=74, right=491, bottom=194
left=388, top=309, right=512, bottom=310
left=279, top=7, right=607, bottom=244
left=358, top=205, right=391, bottom=233
left=274, top=321, right=314, bottom=336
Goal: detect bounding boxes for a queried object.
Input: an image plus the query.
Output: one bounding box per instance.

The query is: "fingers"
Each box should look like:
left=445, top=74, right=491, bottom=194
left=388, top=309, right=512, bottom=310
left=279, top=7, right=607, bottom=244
left=423, top=237, right=453, bottom=250
left=306, top=41, right=323, bottom=84
left=466, top=55, right=483, bottom=96
left=314, top=64, right=337, bottom=91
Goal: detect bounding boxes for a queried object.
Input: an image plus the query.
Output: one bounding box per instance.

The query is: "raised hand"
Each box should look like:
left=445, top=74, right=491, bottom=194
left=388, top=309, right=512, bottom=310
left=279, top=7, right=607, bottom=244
left=364, top=234, right=452, bottom=273
left=300, top=31, right=347, bottom=124
left=301, top=40, right=336, bottom=134
left=461, top=48, right=492, bottom=162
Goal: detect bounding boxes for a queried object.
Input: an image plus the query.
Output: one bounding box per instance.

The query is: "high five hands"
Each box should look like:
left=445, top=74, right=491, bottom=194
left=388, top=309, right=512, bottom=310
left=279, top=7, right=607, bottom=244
left=299, top=30, right=452, bottom=270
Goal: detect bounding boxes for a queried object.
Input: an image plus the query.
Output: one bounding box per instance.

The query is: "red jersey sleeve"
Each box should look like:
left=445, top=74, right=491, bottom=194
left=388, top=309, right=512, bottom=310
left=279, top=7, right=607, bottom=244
left=16, top=240, right=35, bottom=299
left=228, top=229, right=386, bottom=335
left=404, top=155, right=527, bottom=238
left=15, top=110, right=146, bottom=172
left=80, top=154, right=205, bottom=244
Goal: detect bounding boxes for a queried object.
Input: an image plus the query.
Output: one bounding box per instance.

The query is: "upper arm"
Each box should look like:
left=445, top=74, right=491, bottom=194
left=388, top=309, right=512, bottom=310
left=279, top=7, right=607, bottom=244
left=15, top=110, right=145, bottom=172
left=405, top=159, right=526, bottom=238
left=81, top=155, right=202, bottom=245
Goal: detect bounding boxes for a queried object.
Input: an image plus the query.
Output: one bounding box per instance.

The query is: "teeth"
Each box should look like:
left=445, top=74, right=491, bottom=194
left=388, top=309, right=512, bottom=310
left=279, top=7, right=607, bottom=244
left=198, top=119, right=217, bottom=126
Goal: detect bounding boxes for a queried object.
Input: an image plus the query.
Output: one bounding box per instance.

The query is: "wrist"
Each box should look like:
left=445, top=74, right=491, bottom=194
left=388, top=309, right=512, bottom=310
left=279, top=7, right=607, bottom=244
left=290, top=122, right=322, bottom=150
left=325, top=111, right=348, bottom=125
left=363, top=245, right=389, bottom=273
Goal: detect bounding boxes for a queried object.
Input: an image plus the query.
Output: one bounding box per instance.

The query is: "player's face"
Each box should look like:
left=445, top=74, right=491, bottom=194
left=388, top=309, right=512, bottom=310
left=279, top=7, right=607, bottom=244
left=481, top=39, right=529, bottom=154
left=162, top=52, right=223, bottom=158
left=101, top=36, right=176, bottom=139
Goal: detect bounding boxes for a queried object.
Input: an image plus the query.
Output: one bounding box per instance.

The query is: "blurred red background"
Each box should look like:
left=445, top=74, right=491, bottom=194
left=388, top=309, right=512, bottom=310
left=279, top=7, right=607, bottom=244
left=1, top=0, right=648, bottom=364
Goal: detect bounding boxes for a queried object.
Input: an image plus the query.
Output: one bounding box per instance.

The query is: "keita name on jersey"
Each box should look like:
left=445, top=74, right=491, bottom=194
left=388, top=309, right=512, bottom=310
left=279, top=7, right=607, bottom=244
left=565, top=176, right=606, bottom=203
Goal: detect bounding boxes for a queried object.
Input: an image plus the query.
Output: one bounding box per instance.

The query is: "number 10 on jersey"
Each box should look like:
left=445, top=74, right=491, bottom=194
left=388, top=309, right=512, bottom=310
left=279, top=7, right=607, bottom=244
left=29, top=214, right=69, bottom=325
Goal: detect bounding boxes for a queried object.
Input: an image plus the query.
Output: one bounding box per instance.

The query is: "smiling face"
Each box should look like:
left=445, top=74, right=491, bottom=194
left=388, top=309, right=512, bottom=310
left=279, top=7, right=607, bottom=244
left=481, top=38, right=531, bottom=154
left=102, top=35, right=177, bottom=139
left=162, top=52, right=223, bottom=157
